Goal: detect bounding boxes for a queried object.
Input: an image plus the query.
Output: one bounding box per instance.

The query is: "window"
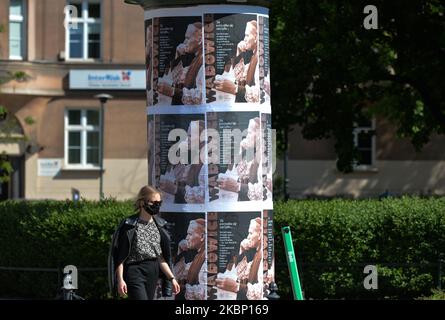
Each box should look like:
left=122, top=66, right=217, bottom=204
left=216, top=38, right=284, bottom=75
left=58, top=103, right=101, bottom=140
left=353, top=118, right=376, bottom=170
left=9, top=0, right=26, bottom=60
left=65, top=0, right=101, bottom=60
left=65, top=109, right=101, bottom=168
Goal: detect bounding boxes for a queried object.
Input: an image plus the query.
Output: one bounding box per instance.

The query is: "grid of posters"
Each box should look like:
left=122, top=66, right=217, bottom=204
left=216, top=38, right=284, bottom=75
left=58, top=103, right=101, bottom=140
left=145, top=5, right=273, bottom=300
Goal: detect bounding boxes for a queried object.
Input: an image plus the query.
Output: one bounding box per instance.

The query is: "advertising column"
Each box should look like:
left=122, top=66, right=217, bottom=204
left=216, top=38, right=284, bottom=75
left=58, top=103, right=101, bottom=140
left=130, top=0, right=273, bottom=300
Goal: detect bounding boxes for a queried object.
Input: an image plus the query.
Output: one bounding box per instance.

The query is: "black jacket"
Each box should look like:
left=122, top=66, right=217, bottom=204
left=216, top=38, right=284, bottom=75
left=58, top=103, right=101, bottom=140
left=107, top=214, right=173, bottom=298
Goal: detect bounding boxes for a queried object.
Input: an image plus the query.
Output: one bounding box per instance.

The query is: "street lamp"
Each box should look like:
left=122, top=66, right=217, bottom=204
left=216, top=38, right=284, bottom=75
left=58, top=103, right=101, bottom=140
left=94, top=93, right=113, bottom=200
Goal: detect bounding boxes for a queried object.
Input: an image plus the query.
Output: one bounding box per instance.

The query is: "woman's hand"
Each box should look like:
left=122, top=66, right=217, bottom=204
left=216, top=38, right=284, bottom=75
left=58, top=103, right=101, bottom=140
left=176, top=43, right=187, bottom=57
left=177, top=239, right=188, bottom=254
left=237, top=40, right=248, bottom=56
left=239, top=238, right=251, bottom=255
left=215, top=278, right=239, bottom=293
left=117, top=279, right=128, bottom=297
left=159, top=179, right=177, bottom=195
left=217, top=177, right=240, bottom=193
left=157, top=82, right=174, bottom=97
left=214, top=79, right=237, bottom=95
left=172, top=278, right=181, bottom=295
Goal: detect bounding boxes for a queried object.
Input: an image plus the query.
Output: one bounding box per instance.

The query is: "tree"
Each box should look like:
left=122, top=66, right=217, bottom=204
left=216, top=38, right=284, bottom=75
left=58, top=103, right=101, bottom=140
left=270, top=0, right=445, bottom=172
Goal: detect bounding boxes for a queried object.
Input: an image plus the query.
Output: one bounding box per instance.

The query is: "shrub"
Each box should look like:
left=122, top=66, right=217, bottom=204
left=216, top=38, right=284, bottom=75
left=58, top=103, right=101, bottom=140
left=0, top=199, right=132, bottom=299
left=0, top=196, right=444, bottom=299
left=417, top=289, right=445, bottom=300
left=274, top=197, right=445, bottom=299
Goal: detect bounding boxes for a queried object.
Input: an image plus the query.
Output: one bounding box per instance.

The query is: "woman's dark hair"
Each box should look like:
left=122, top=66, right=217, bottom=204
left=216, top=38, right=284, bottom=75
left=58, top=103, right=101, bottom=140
left=134, top=185, right=161, bottom=212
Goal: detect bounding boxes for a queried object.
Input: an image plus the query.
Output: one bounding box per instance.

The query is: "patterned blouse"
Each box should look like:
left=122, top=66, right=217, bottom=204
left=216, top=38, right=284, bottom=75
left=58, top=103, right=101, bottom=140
left=126, top=218, right=162, bottom=264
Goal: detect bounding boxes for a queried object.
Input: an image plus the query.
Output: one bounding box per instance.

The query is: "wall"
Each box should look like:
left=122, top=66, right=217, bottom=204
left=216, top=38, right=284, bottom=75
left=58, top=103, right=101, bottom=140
left=25, top=155, right=148, bottom=200
left=275, top=160, right=445, bottom=198
left=287, top=117, right=445, bottom=162
left=22, top=96, right=148, bottom=200
left=281, top=117, right=445, bottom=198
left=0, top=0, right=9, bottom=59
left=30, top=0, right=145, bottom=63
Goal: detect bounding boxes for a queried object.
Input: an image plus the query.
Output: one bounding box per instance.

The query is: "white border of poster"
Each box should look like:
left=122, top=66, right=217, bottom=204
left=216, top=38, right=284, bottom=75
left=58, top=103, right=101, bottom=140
left=147, top=105, right=272, bottom=115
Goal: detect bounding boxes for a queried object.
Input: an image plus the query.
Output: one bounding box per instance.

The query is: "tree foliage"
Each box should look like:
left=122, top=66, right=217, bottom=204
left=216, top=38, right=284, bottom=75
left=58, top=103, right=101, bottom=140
left=270, top=0, right=445, bottom=172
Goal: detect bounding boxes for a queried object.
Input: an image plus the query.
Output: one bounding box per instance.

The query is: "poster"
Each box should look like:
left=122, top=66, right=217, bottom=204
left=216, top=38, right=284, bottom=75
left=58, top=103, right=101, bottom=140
left=207, top=111, right=262, bottom=204
left=145, top=19, right=153, bottom=106
left=152, top=16, right=204, bottom=106
left=207, top=211, right=263, bottom=300
left=145, top=5, right=271, bottom=301
left=205, top=14, right=259, bottom=105
left=259, top=16, right=270, bottom=105
left=147, top=115, right=157, bottom=185
left=262, top=113, right=273, bottom=203
left=158, top=212, right=207, bottom=300
left=154, top=114, right=206, bottom=205
left=263, top=210, right=274, bottom=296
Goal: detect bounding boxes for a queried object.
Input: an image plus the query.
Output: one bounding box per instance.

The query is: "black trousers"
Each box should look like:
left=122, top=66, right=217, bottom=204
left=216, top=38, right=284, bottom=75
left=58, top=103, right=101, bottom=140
left=124, top=259, right=159, bottom=300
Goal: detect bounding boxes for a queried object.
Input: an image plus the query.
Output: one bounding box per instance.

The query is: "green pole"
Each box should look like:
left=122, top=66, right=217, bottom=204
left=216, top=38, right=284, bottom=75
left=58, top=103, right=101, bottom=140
left=282, top=226, right=304, bottom=300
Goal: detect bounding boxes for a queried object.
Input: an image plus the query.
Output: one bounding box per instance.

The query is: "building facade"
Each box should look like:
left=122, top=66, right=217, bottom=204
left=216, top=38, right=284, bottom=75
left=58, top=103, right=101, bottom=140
left=0, top=0, right=148, bottom=200
left=276, top=118, right=445, bottom=199
left=0, top=0, right=444, bottom=201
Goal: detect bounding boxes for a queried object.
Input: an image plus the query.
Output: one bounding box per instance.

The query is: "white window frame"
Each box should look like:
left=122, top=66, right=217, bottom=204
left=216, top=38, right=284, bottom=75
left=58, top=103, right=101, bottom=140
left=65, top=0, right=102, bottom=61
left=64, top=109, right=101, bottom=169
left=9, top=0, right=26, bottom=60
left=353, top=118, right=376, bottom=171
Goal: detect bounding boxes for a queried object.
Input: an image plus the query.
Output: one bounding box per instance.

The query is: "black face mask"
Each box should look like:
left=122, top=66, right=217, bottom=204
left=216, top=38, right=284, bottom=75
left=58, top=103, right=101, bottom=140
left=143, top=201, right=162, bottom=215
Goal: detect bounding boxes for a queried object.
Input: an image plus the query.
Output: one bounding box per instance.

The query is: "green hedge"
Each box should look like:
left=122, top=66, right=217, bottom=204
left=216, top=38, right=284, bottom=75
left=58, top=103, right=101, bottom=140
left=0, top=197, right=444, bottom=299
left=274, top=197, right=445, bottom=299
left=0, top=199, right=131, bottom=299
